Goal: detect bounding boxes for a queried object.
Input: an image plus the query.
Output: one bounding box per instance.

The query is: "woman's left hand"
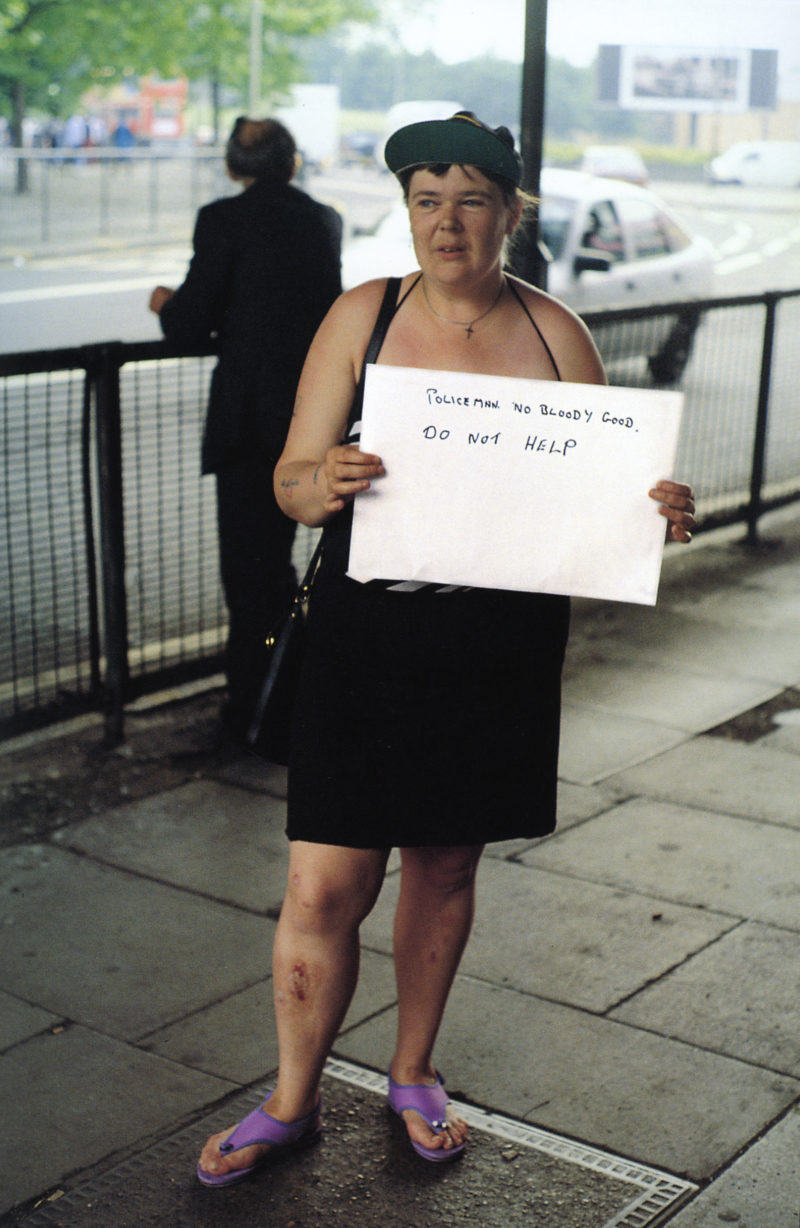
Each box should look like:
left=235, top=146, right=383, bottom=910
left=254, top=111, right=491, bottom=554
left=650, top=480, right=695, bottom=543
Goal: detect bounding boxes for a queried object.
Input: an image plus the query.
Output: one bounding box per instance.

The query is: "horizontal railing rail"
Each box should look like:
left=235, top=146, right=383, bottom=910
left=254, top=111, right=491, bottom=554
left=2, top=287, right=799, bottom=743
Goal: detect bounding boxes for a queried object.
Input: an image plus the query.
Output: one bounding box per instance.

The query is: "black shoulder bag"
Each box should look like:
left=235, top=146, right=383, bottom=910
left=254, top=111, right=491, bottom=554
left=246, top=278, right=402, bottom=765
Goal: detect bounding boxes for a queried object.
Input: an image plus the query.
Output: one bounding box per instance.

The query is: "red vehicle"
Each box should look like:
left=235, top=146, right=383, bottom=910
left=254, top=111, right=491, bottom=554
left=91, top=77, right=188, bottom=144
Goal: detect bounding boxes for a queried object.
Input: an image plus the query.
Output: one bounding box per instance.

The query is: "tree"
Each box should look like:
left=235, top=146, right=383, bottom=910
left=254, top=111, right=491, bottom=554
left=0, top=0, right=192, bottom=187
left=170, top=0, right=376, bottom=142
left=0, top=0, right=373, bottom=187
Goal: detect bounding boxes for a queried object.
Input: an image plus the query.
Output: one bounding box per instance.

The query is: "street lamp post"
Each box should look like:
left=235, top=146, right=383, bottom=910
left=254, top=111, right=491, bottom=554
left=249, top=0, right=263, bottom=114
left=516, top=0, right=549, bottom=289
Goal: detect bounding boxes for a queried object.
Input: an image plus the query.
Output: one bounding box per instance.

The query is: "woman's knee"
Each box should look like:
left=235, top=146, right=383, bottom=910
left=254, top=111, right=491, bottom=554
left=284, top=843, right=388, bottom=930
left=399, top=845, right=484, bottom=897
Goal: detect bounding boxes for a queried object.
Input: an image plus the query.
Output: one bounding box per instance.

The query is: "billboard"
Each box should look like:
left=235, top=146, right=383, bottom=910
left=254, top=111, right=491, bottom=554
left=598, top=46, right=778, bottom=113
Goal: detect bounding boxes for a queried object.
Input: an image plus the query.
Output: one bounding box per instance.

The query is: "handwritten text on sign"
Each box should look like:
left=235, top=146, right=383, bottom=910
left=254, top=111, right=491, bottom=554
left=348, top=365, right=684, bottom=605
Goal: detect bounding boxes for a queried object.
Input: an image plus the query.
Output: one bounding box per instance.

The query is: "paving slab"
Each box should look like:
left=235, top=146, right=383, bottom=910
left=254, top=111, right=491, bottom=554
left=562, top=660, right=778, bottom=734
left=0, top=992, right=58, bottom=1050
left=140, top=948, right=398, bottom=1085
left=739, top=559, right=800, bottom=595
left=11, top=1066, right=692, bottom=1228
left=611, top=921, right=800, bottom=1078
left=568, top=604, right=798, bottom=685
left=607, top=735, right=800, bottom=827
left=360, top=858, right=736, bottom=1013
left=333, top=980, right=800, bottom=1181
left=54, top=778, right=291, bottom=912
left=524, top=799, right=800, bottom=929
left=666, top=1105, right=800, bottom=1228
left=0, top=844, right=272, bottom=1039
left=665, top=583, right=800, bottom=633
left=558, top=704, right=689, bottom=784
left=211, top=753, right=288, bottom=798
left=0, top=1024, right=233, bottom=1216
left=764, top=722, right=800, bottom=757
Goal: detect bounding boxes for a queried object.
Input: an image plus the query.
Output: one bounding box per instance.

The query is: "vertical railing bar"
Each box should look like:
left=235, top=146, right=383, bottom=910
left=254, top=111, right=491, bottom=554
left=81, top=369, right=103, bottom=695
left=43, top=371, right=61, bottom=689
left=2, top=378, right=21, bottom=708
left=93, top=343, right=129, bottom=743
left=22, top=374, right=41, bottom=703
left=41, top=155, right=51, bottom=243
left=746, top=292, right=778, bottom=544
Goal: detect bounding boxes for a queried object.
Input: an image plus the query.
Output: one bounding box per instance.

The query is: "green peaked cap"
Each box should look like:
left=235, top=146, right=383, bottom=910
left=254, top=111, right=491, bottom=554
left=384, top=111, right=523, bottom=185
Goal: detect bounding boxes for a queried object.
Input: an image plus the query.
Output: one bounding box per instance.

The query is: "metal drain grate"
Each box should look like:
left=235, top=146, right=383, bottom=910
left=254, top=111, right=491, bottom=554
left=328, top=1059, right=697, bottom=1228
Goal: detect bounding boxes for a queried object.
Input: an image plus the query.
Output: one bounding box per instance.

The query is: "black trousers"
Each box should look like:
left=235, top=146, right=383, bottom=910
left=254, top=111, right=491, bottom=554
left=215, top=458, right=297, bottom=737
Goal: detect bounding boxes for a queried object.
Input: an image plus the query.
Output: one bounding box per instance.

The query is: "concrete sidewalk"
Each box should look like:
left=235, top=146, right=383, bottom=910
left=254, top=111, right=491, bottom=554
left=2, top=510, right=800, bottom=1226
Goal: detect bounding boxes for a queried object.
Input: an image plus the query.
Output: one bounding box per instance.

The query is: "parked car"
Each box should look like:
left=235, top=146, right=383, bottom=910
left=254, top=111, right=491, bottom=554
left=578, top=144, right=648, bottom=186
left=341, top=130, right=380, bottom=166
left=707, top=141, right=800, bottom=188
left=342, top=168, right=714, bottom=383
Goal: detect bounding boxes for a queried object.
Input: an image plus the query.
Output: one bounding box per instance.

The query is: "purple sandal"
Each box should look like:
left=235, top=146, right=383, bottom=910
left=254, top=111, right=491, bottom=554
left=387, top=1070, right=466, bottom=1163
left=197, top=1094, right=322, bottom=1188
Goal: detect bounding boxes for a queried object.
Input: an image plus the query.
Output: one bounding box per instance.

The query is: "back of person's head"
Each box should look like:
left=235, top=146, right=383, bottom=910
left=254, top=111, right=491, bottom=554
left=225, top=117, right=296, bottom=183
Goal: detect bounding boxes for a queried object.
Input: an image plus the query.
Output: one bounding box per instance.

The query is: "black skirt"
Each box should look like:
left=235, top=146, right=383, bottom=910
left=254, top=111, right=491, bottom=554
left=286, top=510, right=570, bottom=850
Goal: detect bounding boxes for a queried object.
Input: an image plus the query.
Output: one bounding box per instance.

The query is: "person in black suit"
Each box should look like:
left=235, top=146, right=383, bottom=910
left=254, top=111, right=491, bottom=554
left=150, top=116, right=342, bottom=742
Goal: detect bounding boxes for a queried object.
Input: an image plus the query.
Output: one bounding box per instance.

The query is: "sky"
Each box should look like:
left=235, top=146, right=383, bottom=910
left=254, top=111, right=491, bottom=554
left=398, top=0, right=800, bottom=97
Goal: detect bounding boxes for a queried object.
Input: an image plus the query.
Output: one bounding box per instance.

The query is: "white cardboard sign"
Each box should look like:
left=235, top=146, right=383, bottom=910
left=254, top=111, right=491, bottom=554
left=348, top=364, right=684, bottom=605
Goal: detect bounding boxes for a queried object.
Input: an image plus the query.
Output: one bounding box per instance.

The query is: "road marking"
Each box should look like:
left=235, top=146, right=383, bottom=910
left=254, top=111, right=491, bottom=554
left=716, top=221, right=754, bottom=257
left=762, top=237, right=793, bottom=257
left=0, top=277, right=160, bottom=305
left=716, top=251, right=765, bottom=275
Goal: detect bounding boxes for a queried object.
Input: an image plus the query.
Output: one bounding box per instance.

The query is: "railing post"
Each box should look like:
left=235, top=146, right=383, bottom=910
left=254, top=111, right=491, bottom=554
left=746, top=292, right=778, bottom=544
left=93, top=343, right=129, bottom=743
left=149, top=154, right=159, bottom=232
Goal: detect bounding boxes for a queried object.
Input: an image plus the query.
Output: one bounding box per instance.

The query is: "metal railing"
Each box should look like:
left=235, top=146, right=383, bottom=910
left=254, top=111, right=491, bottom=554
left=2, top=287, right=799, bottom=743
left=0, top=146, right=232, bottom=248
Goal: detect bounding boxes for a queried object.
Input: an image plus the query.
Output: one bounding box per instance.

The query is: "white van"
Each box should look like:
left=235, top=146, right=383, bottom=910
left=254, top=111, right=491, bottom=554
left=708, top=141, right=800, bottom=188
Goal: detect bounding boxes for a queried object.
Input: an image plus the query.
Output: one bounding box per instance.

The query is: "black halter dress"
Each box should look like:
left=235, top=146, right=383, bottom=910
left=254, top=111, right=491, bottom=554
left=286, top=278, right=570, bottom=849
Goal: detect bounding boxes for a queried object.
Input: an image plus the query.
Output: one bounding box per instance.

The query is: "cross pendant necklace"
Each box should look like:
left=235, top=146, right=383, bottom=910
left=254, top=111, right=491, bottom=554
left=421, top=276, right=506, bottom=339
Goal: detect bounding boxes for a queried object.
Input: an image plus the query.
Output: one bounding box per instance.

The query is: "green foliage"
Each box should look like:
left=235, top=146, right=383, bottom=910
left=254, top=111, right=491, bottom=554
left=0, top=0, right=373, bottom=139
left=0, top=0, right=191, bottom=136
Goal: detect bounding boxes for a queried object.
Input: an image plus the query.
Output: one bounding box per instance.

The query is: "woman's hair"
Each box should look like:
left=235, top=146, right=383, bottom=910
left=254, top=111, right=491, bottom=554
left=225, top=117, right=296, bottom=183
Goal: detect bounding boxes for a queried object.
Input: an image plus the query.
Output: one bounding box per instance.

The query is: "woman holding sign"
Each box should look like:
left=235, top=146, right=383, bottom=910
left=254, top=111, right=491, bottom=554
left=197, top=111, right=694, bottom=1186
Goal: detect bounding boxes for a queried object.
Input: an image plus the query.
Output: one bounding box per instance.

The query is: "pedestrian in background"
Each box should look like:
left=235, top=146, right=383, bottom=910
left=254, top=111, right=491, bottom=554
left=150, top=116, right=342, bottom=742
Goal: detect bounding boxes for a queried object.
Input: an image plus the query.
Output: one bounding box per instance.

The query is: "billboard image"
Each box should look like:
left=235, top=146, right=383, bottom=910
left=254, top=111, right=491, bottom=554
left=598, top=46, right=778, bottom=113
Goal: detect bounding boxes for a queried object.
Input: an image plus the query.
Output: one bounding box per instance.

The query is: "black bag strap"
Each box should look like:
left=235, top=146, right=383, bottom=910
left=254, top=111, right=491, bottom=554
left=290, top=282, right=404, bottom=590
left=298, top=533, right=323, bottom=590
left=347, top=275, right=418, bottom=432
left=365, top=276, right=403, bottom=366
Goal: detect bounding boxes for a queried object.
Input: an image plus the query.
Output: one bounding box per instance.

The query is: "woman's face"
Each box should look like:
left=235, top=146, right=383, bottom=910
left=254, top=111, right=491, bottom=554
left=406, top=164, right=521, bottom=286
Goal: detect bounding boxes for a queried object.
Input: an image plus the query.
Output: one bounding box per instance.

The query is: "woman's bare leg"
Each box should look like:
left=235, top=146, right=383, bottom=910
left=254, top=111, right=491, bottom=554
left=389, top=844, right=484, bottom=1155
left=198, top=841, right=388, bottom=1180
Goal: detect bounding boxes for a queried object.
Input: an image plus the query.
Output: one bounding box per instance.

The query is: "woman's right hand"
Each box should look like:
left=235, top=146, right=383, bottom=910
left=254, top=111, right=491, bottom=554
left=320, top=444, right=385, bottom=513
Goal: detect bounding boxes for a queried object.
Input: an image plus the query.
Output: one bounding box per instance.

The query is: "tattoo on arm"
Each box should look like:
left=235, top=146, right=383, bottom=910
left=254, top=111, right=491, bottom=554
left=313, top=465, right=321, bottom=486
left=280, top=478, right=300, bottom=498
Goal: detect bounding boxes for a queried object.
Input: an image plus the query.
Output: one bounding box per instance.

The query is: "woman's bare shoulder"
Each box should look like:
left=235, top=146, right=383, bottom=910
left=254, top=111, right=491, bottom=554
left=317, top=278, right=395, bottom=345
left=506, top=274, right=607, bottom=383
left=506, top=274, right=584, bottom=332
